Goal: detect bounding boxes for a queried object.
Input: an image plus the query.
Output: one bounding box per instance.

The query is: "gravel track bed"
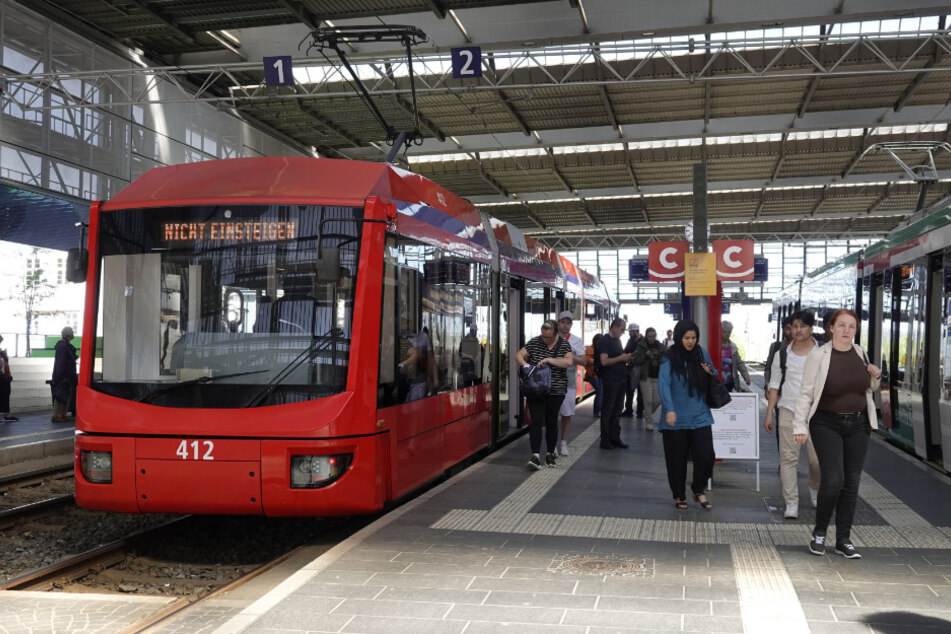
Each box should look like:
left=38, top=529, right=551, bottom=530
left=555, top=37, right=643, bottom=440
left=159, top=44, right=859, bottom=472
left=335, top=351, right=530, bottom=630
left=2, top=500, right=332, bottom=598
left=0, top=473, right=74, bottom=510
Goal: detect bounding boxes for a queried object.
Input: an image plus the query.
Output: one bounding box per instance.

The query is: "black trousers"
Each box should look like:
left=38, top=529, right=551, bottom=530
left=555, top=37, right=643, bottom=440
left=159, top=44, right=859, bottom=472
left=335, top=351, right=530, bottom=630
left=600, top=378, right=625, bottom=446
left=810, top=410, right=871, bottom=542
left=0, top=377, right=10, bottom=412
left=661, top=426, right=716, bottom=500
left=527, top=394, right=563, bottom=454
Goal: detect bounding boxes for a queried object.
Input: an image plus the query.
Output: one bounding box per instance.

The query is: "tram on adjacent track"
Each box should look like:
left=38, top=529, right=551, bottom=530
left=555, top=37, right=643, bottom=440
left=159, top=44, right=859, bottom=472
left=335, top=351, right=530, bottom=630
left=773, top=200, right=951, bottom=474
left=73, top=157, right=615, bottom=516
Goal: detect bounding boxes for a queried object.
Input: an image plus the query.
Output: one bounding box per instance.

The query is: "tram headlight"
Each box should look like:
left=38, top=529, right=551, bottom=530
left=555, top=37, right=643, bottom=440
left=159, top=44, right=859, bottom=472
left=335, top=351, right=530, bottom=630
left=290, top=453, right=353, bottom=489
left=80, top=450, right=113, bottom=484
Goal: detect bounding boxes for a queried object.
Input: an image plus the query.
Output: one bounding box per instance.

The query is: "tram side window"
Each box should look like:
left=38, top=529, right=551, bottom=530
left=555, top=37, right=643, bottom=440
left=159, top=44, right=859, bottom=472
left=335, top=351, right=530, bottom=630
left=377, top=236, right=491, bottom=406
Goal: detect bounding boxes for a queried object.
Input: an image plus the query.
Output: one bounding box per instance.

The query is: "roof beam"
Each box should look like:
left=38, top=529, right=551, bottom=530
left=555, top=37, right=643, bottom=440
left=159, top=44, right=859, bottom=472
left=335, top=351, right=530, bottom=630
left=598, top=86, right=620, bottom=133
left=809, top=185, right=829, bottom=216
left=840, top=128, right=874, bottom=179
left=295, top=100, right=363, bottom=147
left=546, top=148, right=575, bottom=194
left=277, top=0, right=320, bottom=29
left=425, top=1, right=447, bottom=19
left=126, top=0, right=200, bottom=46
left=893, top=19, right=944, bottom=114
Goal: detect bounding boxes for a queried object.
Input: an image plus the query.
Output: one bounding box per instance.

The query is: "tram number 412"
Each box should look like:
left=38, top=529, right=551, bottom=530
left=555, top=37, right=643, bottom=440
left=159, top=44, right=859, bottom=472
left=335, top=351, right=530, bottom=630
left=176, top=440, right=215, bottom=460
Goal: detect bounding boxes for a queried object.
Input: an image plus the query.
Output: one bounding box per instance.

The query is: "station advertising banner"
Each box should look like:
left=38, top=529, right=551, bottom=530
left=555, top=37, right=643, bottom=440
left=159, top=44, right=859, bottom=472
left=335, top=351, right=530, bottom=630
left=648, top=241, right=688, bottom=281
left=713, top=239, right=755, bottom=281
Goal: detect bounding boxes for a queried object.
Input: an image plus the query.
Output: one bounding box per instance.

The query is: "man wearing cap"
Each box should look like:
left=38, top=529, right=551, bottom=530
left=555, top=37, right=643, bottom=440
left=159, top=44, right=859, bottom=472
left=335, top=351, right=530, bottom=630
left=622, top=323, right=644, bottom=418
left=556, top=310, right=586, bottom=456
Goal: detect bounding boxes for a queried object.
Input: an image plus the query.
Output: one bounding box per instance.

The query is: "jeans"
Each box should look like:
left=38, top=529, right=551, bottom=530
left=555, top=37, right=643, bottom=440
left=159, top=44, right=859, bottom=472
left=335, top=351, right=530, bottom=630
left=809, top=410, right=871, bottom=542
left=585, top=376, right=603, bottom=415
left=527, top=394, right=563, bottom=454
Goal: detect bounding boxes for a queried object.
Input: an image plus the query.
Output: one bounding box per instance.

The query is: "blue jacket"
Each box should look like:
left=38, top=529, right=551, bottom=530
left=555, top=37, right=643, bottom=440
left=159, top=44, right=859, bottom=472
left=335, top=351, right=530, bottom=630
left=658, top=346, right=718, bottom=431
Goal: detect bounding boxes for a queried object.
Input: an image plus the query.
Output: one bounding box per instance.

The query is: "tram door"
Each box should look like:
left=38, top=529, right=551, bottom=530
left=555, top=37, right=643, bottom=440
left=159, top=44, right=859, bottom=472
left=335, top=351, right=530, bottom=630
left=503, top=281, right=524, bottom=433
left=862, top=272, right=885, bottom=421
left=937, top=251, right=951, bottom=472
left=889, top=261, right=930, bottom=459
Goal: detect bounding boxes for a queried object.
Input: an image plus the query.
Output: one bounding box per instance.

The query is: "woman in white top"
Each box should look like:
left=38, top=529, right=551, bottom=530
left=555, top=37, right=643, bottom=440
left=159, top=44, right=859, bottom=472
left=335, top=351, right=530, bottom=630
left=764, top=310, right=820, bottom=520
left=792, top=309, right=882, bottom=560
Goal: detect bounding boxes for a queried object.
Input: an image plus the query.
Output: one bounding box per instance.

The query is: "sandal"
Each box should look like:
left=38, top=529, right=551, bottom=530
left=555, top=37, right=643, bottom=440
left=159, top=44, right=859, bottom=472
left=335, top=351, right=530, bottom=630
left=674, top=498, right=688, bottom=509
left=693, top=493, right=712, bottom=510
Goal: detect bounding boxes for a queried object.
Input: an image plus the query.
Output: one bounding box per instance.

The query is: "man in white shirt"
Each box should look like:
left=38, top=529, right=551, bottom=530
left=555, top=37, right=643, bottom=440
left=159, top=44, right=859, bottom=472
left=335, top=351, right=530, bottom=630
left=556, top=310, right=587, bottom=456
left=764, top=310, right=821, bottom=519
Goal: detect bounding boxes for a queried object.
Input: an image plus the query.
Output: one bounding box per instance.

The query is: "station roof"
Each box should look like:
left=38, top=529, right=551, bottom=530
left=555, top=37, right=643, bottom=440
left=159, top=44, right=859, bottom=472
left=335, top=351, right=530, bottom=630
left=24, top=1, right=951, bottom=250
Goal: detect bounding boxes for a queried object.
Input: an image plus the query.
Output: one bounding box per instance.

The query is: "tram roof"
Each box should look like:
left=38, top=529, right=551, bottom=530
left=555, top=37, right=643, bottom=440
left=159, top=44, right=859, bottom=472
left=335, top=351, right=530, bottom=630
left=103, top=157, right=474, bottom=217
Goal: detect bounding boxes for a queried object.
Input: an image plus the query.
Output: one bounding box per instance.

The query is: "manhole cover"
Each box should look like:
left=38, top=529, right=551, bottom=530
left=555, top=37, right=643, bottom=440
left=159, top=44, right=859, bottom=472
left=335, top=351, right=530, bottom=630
left=550, top=555, right=654, bottom=577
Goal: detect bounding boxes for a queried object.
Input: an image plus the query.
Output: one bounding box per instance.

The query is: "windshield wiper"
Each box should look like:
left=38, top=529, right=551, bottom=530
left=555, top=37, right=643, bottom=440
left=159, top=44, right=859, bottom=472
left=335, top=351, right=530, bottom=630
left=136, top=369, right=270, bottom=404
left=244, top=327, right=343, bottom=408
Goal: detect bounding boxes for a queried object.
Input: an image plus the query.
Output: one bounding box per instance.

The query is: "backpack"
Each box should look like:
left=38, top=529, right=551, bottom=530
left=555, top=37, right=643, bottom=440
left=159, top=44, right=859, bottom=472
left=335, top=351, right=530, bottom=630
left=776, top=344, right=788, bottom=396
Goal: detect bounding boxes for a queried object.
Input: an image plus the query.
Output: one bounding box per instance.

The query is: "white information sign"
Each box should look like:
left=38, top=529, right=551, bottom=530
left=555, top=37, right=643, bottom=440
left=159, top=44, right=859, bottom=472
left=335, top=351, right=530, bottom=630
left=711, top=392, right=759, bottom=460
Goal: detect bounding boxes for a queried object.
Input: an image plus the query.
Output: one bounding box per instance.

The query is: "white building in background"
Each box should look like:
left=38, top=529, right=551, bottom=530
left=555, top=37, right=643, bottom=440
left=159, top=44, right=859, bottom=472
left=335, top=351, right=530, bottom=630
left=0, top=241, right=85, bottom=357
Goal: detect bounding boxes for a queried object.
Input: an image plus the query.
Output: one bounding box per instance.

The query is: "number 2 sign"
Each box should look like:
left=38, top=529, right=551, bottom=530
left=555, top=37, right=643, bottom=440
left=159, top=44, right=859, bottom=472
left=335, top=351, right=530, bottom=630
left=451, top=47, right=482, bottom=78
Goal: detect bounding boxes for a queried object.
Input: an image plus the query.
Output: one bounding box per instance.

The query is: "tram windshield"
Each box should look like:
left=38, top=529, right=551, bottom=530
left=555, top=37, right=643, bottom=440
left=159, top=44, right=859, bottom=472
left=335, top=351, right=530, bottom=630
left=91, top=203, right=361, bottom=408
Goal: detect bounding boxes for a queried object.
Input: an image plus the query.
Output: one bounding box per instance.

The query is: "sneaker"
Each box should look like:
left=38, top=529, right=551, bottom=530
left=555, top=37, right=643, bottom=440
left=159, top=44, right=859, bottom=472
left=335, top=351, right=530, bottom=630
left=809, top=488, right=819, bottom=508
left=3, top=415, right=18, bottom=421
left=808, top=533, right=826, bottom=556
left=620, top=409, right=634, bottom=417
left=783, top=503, right=799, bottom=519
left=527, top=455, right=542, bottom=471
left=645, top=423, right=655, bottom=431
left=834, top=541, right=862, bottom=559
left=558, top=440, right=569, bottom=456
left=546, top=452, right=557, bottom=467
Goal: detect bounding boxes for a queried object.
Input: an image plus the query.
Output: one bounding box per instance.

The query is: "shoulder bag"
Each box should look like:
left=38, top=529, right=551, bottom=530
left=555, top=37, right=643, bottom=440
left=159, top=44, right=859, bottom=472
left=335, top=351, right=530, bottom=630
left=519, top=364, right=551, bottom=398
left=707, top=374, right=732, bottom=409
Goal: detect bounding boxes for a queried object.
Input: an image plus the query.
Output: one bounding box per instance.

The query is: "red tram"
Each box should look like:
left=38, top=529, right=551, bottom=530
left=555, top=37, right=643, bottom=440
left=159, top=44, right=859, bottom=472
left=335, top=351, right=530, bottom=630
left=74, top=157, right=614, bottom=516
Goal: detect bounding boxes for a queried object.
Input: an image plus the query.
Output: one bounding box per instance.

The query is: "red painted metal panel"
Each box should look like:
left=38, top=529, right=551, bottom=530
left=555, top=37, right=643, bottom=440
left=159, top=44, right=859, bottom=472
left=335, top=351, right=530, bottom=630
left=393, top=427, right=444, bottom=498
left=136, top=458, right=263, bottom=514
left=77, top=388, right=357, bottom=438
left=135, top=437, right=260, bottom=461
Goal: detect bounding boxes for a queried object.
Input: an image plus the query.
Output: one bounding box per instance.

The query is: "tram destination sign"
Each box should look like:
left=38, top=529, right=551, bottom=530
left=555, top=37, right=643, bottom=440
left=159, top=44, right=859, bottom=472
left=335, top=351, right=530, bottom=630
left=162, top=221, right=297, bottom=243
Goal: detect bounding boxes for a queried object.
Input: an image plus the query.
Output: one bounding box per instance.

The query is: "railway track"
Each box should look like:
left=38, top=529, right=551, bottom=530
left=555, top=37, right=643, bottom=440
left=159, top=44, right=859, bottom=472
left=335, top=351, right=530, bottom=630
left=0, top=465, right=75, bottom=523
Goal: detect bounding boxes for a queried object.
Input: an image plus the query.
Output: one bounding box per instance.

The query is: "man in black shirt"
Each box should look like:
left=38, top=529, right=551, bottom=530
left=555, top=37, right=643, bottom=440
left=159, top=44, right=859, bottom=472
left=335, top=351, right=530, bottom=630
left=622, top=323, right=644, bottom=418
left=599, top=318, right=634, bottom=449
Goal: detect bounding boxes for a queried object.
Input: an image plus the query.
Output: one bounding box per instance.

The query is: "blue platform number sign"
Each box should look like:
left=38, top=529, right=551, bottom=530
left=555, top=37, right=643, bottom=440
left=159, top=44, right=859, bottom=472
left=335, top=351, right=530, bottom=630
left=451, top=47, right=482, bottom=79
left=263, top=56, right=294, bottom=87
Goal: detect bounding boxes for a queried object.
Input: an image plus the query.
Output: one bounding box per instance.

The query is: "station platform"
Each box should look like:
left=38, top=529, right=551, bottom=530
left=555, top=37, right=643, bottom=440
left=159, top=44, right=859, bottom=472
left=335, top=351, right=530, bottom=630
left=0, top=411, right=74, bottom=476
left=200, top=391, right=951, bottom=634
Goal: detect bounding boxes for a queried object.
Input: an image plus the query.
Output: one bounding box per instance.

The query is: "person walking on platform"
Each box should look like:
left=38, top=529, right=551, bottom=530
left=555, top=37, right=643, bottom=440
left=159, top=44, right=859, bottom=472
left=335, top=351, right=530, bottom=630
left=658, top=319, right=718, bottom=510
left=720, top=321, right=751, bottom=392
left=0, top=335, right=17, bottom=421
left=556, top=311, right=586, bottom=457
left=764, top=316, right=793, bottom=387
left=598, top=318, right=633, bottom=449
left=792, top=309, right=882, bottom=559
left=51, top=326, right=78, bottom=423
left=632, top=327, right=666, bottom=431
left=584, top=333, right=604, bottom=417
left=515, top=320, right=574, bottom=471
left=662, top=329, right=675, bottom=348
left=764, top=310, right=820, bottom=519
left=622, top=323, right=644, bottom=417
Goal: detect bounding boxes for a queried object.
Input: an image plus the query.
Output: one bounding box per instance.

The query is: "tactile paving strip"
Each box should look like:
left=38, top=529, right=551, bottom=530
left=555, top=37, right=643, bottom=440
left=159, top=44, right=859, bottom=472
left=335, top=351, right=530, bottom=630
left=732, top=544, right=810, bottom=633
left=430, top=421, right=951, bottom=551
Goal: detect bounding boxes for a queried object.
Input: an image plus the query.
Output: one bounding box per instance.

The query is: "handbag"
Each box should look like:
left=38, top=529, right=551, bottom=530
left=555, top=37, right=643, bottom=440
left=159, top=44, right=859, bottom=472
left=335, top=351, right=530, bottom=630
left=707, top=375, right=732, bottom=409
left=519, top=364, right=551, bottom=398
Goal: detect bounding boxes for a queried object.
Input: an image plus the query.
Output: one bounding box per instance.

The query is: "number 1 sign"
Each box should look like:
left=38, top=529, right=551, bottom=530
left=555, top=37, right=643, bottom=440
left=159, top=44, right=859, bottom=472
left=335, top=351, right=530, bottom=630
left=263, top=55, right=295, bottom=87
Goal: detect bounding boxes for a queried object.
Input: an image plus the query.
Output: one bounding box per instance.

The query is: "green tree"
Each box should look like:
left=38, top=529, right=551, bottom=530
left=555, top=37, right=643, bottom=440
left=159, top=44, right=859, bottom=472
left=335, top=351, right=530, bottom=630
left=16, top=249, right=55, bottom=357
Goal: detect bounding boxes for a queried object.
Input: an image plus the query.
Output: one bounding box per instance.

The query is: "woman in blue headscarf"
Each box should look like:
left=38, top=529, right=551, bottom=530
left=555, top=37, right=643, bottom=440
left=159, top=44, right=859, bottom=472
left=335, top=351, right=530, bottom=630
left=658, top=319, right=718, bottom=510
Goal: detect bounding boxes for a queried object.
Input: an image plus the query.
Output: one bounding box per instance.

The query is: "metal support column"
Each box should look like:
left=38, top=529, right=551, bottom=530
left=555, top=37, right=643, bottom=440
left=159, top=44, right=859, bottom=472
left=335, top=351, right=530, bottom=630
left=692, top=163, right=709, bottom=352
